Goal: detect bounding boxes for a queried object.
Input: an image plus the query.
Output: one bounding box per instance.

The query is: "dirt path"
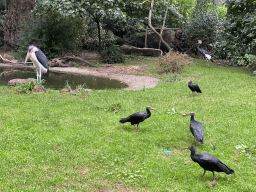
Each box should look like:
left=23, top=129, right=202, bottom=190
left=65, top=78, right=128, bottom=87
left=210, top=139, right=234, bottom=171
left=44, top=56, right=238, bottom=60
left=50, top=67, right=160, bottom=90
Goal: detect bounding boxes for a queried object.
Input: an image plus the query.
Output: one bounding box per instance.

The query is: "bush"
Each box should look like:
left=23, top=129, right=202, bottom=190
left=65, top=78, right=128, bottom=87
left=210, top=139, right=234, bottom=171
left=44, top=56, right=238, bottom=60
left=14, top=11, right=83, bottom=60
left=157, top=52, right=193, bottom=74
left=0, top=10, right=6, bottom=47
left=100, top=45, right=125, bottom=64
left=212, top=0, right=256, bottom=68
left=181, top=0, right=218, bottom=53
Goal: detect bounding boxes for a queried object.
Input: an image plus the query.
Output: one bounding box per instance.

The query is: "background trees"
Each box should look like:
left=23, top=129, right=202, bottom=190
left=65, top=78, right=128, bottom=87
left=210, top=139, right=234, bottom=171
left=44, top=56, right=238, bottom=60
left=212, top=0, right=256, bottom=68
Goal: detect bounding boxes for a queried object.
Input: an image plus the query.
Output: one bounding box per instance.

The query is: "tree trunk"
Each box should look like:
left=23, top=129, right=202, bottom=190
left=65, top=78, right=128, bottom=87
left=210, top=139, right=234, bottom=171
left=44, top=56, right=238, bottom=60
left=148, top=0, right=172, bottom=52
left=3, top=0, right=35, bottom=51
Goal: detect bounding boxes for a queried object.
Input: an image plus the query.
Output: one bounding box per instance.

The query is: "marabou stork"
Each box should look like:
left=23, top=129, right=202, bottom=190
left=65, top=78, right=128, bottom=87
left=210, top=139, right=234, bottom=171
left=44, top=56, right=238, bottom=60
left=119, top=106, right=159, bottom=131
left=196, top=40, right=213, bottom=67
left=25, top=45, right=49, bottom=82
left=183, top=112, right=204, bottom=144
left=182, top=146, right=235, bottom=180
left=186, top=80, right=201, bottom=96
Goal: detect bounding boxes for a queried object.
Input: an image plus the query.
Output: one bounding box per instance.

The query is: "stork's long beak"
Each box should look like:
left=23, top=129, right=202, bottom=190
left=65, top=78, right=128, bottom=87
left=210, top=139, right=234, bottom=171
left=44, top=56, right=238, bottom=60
left=181, top=147, right=189, bottom=151
left=25, top=51, right=31, bottom=64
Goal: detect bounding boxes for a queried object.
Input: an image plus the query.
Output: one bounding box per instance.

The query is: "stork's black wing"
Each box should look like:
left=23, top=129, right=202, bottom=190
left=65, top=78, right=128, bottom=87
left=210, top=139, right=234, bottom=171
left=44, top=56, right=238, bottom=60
left=35, top=49, right=49, bottom=69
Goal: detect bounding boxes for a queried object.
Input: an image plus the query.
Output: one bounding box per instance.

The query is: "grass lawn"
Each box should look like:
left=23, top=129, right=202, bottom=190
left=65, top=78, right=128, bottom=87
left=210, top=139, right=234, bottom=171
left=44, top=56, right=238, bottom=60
left=0, top=58, right=255, bottom=191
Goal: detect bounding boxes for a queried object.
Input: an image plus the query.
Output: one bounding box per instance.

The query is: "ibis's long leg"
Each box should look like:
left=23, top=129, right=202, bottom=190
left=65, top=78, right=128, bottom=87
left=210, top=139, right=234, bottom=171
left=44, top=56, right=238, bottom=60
left=212, top=171, right=216, bottom=180
left=202, top=170, right=206, bottom=177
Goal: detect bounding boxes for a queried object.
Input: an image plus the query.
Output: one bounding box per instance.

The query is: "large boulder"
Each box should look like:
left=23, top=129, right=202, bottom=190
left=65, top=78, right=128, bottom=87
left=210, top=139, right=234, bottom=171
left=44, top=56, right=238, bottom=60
left=8, top=78, right=36, bottom=86
left=131, top=28, right=188, bottom=53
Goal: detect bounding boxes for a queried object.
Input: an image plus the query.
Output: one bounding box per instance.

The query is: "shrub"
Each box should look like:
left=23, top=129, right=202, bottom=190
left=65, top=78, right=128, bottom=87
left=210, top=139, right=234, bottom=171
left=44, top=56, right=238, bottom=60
left=14, top=11, right=83, bottom=61
left=157, top=52, right=193, bottom=74
left=212, top=0, right=256, bottom=68
left=0, top=10, right=6, bottom=47
left=181, top=0, right=219, bottom=53
left=100, top=45, right=125, bottom=64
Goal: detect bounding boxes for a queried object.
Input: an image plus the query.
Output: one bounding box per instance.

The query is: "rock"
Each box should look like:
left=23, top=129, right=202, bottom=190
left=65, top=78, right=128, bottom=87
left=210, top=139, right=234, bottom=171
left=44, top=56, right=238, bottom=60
left=61, top=88, right=71, bottom=93
left=32, top=85, right=46, bottom=93
left=84, top=89, right=93, bottom=94
left=8, top=78, right=36, bottom=86
left=49, top=58, right=72, bottom=67
left=131, top=28, right=188, bottom=53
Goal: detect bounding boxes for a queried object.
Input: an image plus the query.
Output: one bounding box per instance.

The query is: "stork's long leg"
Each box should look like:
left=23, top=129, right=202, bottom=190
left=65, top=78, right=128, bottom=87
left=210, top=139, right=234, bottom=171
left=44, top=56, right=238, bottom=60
left=36, top=68, right=41, bottom=82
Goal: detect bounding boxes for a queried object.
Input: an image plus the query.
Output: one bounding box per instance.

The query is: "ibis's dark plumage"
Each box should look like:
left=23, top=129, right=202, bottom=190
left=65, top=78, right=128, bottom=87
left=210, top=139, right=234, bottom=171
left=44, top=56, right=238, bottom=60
left=186, top=80, right=201, bottom=95
left=184, top=112, right=204, bottom=144
left=119, top=106, right=159, bottom=131
left=182, top=146, right=235, bottom=180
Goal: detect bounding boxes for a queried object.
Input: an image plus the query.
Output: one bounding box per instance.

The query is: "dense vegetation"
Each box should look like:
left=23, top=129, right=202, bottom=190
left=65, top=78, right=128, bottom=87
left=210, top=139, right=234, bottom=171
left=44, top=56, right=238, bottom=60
left=213, top=0, right=256, bottom=68
left=0, top=58, right=255, bottom=191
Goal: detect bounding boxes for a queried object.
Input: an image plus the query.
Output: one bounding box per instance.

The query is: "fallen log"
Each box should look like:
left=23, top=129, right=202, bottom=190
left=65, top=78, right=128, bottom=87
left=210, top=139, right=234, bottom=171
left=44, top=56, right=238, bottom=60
left=49, top=56, right=95, bottom=67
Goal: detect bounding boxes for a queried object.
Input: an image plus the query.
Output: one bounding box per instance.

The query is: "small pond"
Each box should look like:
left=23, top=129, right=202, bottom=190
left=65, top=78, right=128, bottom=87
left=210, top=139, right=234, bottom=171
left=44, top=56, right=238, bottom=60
left=0, top=66, right=128, bottom=90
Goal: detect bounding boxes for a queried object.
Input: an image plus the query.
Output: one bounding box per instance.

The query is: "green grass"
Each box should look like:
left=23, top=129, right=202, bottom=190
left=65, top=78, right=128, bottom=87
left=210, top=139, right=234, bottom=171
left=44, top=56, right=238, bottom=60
left=0, top=59, right=255, bottom=191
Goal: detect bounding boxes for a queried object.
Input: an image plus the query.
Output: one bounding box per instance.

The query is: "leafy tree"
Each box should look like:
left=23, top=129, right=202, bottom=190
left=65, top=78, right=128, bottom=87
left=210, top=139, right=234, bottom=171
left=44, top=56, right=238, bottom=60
left=34, top=0, right=145, bottom=52
left=15, top=11, right=83, bottom=60
left=212, top=0, right=256, bottom=68
left=181, top=0, right=219, bottom=53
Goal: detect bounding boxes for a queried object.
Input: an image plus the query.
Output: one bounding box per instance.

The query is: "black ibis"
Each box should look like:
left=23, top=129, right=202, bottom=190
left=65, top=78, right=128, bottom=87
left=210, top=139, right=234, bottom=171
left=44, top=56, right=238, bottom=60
left=25, top=45, right=49, bottom=82
left=186, top=80, right=202, bottom=96
left=182, top=146, right=235, bottom=180
left=119, top=106, right=159, bottom=131
left=196, top=40, right=213, bottom=67
left=183, top=112, right=204, bottom=144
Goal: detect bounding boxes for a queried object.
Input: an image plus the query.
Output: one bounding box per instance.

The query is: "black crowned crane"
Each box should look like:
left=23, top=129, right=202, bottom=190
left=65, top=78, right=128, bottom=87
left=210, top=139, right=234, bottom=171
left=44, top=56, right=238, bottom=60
left=196, top=40, right=213, bottom=67
left=183, top=112, right=204, bottom=144
left=182, top=146, right=235, bottom=180
left=25, top=45, right=49, bottom=82
left=119, top=106, right=159, bottom=131
left=186, top=80, right=202, bottom=96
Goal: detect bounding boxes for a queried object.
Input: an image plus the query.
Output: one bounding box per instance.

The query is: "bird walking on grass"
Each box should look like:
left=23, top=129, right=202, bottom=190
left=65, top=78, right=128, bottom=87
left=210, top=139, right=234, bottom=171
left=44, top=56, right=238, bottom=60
left=182, top=146, right=235, bottom=180
left=25, top=45, right=49, bottom=82
left=186, top=80, right=201, bottom=96
left=119, top=106, right=159, bottom=131
left=196, top=40, right=213, bottom=67
left=183, top=112, right=204, bottom=144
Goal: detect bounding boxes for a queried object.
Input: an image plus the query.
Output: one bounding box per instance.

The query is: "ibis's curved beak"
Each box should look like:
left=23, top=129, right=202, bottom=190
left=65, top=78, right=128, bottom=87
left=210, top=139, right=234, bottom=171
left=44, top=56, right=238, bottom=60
left=181, top=147, right=189, bottom=151
left=25, top=51, right=31, bottom=64
left=151, top=107, right=160, bottom=113
left=183, top=113, right=189, bottom=117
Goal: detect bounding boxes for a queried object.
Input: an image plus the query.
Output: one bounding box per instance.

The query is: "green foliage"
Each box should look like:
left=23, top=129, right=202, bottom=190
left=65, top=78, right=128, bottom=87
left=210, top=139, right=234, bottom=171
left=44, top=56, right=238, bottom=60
left=157, top=52, right=193, bottom=74
left=0, top=10, right=6, bottom=47
left=181, top=1, right=218, bottom=52
left=212, top=0, right=256, bottom=67
left=14, top=11, right=83, bottom=60
left=100, top=45, right=125, bottom=64
left=14, top=79, right=44, bottom=94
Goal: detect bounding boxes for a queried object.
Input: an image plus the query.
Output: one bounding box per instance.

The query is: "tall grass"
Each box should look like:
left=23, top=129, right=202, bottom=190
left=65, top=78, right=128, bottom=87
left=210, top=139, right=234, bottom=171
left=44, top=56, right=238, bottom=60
left=0, top=59, right=255, bottom=191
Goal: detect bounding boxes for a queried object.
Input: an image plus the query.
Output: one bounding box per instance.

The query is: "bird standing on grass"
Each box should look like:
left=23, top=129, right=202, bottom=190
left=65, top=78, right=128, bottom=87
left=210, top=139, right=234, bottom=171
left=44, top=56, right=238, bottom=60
left=183, top=112, right=204, bottom=144
left=186, top=80, right=201, bottom=96
left=196, top=40, right=213, bottom=67
left=119, top=106, right=159, bottom=131
left=25, top=45, right=49, bottom=82
left=182, top=146, right=235, bottom=180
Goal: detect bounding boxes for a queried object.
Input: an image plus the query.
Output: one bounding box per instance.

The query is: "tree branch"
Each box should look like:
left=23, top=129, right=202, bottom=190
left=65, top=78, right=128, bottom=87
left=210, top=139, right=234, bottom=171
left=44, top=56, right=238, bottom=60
left=148, top=0, right=172, bottom=52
